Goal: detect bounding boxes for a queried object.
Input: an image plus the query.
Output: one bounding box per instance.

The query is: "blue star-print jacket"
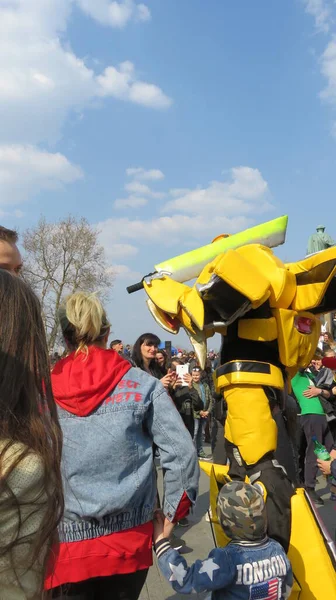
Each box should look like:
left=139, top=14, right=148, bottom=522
left=155, top=537, right=293, bottom=599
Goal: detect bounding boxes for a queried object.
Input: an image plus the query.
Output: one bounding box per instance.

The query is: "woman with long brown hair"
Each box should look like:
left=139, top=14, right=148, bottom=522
left=0, top=269, right=63, bottom=598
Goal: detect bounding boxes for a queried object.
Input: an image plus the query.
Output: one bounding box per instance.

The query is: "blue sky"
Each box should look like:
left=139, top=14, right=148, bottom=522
left=1, top=0, right=336, bottom=349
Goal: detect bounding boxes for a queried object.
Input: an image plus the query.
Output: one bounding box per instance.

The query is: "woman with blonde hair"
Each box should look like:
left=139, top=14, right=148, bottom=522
left=47, top=292, right=198, bottom=600
left=0, top=269, right=63, bottom=598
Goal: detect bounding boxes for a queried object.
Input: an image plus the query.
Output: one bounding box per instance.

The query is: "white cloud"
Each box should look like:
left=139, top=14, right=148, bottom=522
left=163, top=167, right=270, bottom=215
left=113, top=167, right=167, bottom=209
left=124, top=180, right=152, bottom=195
left=97, top=62, right=172, bottom=109
left=75, top=0, right=151, bottom=28
left=124, top=180, right=165, bottom=199
left=303, top=0, right=332, bottom=32
left=169, top=188, right=190, bottom=197
left=303, top=0, right=336, bottom=132
left=102, top=166, right=272, bottom=247
left=0, top=0, right=171, bottom=205
left=0, top=145, right=83, bottom=205
left=320, top=38, right=336, bottom=105
left=0, top=2, right=171, bottom=146
left=112, top=264, right=142, bottom=280
left=126, top=167, right=165, bottom=181
left=101, top=243, right=139, bottom=259
left=113, top=195, right=148, bottom=209
left=98, top=214, right=254, bottom=246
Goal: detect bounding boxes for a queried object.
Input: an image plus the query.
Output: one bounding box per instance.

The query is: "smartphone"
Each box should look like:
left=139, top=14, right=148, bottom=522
left=176, top=364, right=189, bottom=386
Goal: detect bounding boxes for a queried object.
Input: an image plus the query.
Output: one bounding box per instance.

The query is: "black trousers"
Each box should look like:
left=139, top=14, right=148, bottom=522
left=300, top=414, right=334, bottom=489
left=181, top=413, right=194, bottom=438
left=211, top=418, right=227, bottom=464
left=51, top=570, right=148, bottom=600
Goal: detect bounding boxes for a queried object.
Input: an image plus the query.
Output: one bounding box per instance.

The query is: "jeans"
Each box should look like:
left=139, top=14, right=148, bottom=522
left=51, top=570, right=148, bottom=600
left=193, top=418, right=205, bottom=454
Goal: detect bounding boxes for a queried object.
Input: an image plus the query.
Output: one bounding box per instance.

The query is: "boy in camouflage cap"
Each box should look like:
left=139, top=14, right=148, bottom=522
left=216, top=480, right=267, bottom=542
left=154, top=481, right=293, bottom=599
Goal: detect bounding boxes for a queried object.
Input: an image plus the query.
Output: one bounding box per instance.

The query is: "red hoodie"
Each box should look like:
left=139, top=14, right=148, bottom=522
left=51, top=345, right=131, bottom=416
left=46, top=347, right=190, bottom=589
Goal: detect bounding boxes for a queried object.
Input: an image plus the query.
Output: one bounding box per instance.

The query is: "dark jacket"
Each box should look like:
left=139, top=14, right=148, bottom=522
left=171, top=386, right=203, bottom=416
left=170, top=385, right=203, bottom=438
left=192, top=381, right=212, bottom=418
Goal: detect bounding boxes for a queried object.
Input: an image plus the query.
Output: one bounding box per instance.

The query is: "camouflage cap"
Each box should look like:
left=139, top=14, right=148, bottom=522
left=216, top=481, right=267, bottom=542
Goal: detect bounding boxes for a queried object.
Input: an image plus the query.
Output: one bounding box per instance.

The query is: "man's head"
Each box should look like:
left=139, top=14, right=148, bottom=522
left=191, top=366, right=201, bottom=383
left=217, top=481, right=267, bottom=542
left=313, top=347, right=323, bottom=370
left=0, top=226, right=22, bottom=275
left=110, top=339, right=123, bottom=354
left=316, top=225, right=326, bottom=233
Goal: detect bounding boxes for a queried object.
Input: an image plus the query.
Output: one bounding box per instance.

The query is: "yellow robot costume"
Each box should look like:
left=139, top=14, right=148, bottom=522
left=127, top=216, right=336, bottom=600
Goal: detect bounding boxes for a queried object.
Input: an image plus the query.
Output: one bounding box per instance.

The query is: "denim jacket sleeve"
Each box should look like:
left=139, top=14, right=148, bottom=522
left=155, top=541, right=235, bottom=594
left=146, top=384, right=199, bottom=521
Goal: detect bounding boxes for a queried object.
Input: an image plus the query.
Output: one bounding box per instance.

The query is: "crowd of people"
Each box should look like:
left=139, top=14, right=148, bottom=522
left=0, top=223, right=335, bottom=600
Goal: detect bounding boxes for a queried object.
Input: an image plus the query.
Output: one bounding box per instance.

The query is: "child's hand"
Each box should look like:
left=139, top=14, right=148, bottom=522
left=153, top=510, right=175, bottom=543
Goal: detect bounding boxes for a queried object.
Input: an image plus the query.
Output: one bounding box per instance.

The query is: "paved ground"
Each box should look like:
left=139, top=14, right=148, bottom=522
left=140, top=444, right=336, bottom=600
left=316, top=474, right=336, bottom=541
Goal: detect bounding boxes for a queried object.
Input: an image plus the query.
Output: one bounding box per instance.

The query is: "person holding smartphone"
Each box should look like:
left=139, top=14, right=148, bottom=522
left=169, top=359, right=203, bottom=439
left=132, top=333, right=172, bottom=388
left=191, top=367, right=213, bottom=460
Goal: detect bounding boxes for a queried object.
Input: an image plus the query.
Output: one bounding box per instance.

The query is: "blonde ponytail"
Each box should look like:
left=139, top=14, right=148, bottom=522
left=61, top=292, right=110, bottom=353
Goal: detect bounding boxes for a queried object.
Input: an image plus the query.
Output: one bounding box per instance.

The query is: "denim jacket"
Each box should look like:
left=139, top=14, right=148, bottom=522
left=155, top=537, right=293, bottom=599
left=56, top=366, right=199, bottom=543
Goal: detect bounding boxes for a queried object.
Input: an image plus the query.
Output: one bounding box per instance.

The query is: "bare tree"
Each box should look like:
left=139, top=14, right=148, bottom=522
left=22, top=215, right=113, bottom=350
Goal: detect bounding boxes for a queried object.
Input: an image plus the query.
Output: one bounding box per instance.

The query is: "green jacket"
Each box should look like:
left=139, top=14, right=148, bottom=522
left=192, top=381, right=212, bottom=418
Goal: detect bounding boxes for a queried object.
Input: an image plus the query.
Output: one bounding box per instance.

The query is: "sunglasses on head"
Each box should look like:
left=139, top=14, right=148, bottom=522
left=192, top=367, right=201, bottom=372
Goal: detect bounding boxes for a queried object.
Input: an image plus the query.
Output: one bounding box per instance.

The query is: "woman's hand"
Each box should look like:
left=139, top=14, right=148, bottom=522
left=153, top=509, right=175, bottom=543
left=317, top=458, right=332, bottom=475
left=160, top=373, right=172, bottom=388
left=171, top=374, right=182, bottom=389
left=303, top=386, right=321, bottom=398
